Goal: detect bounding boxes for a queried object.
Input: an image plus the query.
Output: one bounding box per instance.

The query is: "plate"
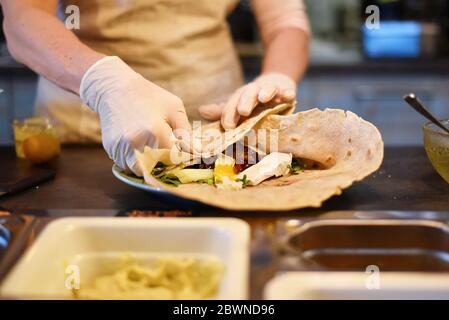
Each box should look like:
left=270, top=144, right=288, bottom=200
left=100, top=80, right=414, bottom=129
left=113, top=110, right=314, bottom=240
left=112, top=165, right=207, bottom=207
left=112, top=164, right=166, bottom=195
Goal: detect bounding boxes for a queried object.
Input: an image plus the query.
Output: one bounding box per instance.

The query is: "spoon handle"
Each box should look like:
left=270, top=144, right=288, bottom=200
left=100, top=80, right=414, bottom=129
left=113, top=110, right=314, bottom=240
left=403, top=93, right=449, bottom=135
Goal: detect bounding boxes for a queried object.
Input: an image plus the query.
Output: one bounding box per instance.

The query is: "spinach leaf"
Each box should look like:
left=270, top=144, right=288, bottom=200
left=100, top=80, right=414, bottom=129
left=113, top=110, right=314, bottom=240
left=288, top=158, right=306, bottom=175
left=151, top=162, right=168, bottom=177
left=158, top=175, right=181, bottom=187
left=236, top=174, right=251, bottom=188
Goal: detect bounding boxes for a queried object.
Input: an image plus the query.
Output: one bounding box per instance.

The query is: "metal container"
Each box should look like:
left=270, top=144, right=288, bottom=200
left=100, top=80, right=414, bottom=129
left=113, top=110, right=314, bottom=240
left=0, top=214, right=36, bottom=282
left=0, top=224, right=10, bottom=259
left=278, top=217, right=449, bottom=272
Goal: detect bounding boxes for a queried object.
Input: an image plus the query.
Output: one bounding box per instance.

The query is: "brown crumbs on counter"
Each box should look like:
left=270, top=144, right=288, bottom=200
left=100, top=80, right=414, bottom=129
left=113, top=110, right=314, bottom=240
left=126, top=210, right=193, bottom=218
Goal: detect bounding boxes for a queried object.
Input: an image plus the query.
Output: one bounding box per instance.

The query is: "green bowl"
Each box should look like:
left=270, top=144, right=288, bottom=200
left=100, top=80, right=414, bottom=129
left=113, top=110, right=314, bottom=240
left=423, top=120, right=449, bottom=184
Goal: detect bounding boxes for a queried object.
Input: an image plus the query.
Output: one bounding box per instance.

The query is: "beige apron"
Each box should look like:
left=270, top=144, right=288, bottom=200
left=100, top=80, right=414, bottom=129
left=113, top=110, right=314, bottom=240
left=36, top=0, right=244, bottom=143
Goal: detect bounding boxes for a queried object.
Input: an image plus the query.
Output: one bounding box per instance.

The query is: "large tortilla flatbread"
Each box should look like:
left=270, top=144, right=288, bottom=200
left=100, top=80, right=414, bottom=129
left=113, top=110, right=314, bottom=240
left=135, top=107, right=384, bottom=211
left=191, top=103, right=294, bottom=157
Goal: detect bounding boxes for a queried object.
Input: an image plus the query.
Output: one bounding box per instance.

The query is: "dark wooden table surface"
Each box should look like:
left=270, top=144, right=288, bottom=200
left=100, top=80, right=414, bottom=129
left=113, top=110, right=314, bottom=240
left=1, top=145, right=449, bottom=299
left=1, top=145, right=448, bottom=214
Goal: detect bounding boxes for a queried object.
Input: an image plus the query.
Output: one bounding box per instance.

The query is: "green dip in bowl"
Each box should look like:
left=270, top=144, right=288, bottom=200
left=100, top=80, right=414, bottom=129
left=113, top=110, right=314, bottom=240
left=423, top=120, right=449, bottom=184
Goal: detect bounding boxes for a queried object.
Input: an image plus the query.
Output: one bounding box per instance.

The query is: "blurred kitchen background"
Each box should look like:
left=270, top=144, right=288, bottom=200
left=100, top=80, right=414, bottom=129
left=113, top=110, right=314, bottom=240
left=1, top=0, right=449, bottom=146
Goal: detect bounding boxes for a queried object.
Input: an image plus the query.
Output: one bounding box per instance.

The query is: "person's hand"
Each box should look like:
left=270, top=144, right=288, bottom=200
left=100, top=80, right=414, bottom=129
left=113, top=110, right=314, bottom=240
left=80, top=56, right=191, bottom=176
left=198, top=73, right=296, bottom=129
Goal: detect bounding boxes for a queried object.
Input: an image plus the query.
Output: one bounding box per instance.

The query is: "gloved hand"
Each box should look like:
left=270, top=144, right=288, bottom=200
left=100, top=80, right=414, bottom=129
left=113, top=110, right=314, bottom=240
left=198, top=72, right=296, bottom=129
left=80, top=56, right=191, bottom=176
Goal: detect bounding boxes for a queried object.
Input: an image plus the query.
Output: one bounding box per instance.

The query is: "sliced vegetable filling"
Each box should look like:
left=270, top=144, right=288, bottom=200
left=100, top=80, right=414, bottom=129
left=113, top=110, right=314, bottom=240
left=150, top=143, right=317, bottom=188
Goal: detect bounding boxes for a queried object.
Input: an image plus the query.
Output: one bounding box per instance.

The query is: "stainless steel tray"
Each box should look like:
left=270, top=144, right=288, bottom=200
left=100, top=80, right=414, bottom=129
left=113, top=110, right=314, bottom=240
left=277, top=213, right=449, bottom=272
left=0, top=224, right=9, bottom=259
left=0, top=214, right=36, bottom=282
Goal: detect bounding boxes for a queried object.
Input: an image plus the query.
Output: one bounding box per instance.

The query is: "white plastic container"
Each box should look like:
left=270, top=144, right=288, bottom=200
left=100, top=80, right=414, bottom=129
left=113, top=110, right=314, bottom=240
left=264, top=272, right=449, bottom=300
left=0, top=217, right=250, bottom=300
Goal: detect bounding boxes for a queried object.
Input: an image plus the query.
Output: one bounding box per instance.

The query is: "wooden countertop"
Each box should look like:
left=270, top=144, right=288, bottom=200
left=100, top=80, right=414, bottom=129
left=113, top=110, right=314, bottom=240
left=1, top=145, right=448, bottom=214
left=1, top=145, right=449, bottom=299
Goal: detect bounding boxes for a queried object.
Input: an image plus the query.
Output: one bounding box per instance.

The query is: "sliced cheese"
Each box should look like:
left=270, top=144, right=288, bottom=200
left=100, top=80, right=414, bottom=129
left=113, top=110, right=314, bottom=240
left=236, top=152, right=292, bottom=186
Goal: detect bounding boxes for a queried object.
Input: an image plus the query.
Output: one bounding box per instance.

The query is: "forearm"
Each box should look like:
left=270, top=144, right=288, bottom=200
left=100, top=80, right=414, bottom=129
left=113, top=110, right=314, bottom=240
left=1, top=0, right=105, bottom=94
left=262, top=28, right=309, bottom=83
left=251, top=0, right=310, bottom=83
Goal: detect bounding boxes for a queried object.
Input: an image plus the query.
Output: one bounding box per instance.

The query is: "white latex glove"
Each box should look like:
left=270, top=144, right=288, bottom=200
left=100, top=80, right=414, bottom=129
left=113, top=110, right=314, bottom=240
left=198, top=72, right=296, bottom=129
left=80, top=56, right=191, bottom=175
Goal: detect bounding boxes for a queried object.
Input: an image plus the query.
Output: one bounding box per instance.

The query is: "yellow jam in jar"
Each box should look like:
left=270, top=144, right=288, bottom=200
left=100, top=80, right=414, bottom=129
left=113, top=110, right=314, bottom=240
left=12, top=117, right=60, bottom=163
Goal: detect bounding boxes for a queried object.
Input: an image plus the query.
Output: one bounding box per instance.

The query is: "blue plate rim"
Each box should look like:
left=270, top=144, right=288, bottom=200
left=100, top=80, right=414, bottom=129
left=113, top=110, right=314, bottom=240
left=111, top=164, right=168, bottom=195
